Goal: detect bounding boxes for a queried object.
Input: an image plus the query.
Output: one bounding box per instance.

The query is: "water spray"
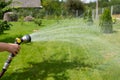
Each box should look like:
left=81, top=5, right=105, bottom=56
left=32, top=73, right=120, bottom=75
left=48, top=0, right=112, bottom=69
left=0, top=34, right=31, bottom=78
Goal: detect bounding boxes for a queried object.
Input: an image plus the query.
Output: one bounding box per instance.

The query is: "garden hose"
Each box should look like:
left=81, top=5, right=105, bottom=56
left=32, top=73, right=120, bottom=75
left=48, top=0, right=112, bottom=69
left=0, top=35, right=31, bottom=78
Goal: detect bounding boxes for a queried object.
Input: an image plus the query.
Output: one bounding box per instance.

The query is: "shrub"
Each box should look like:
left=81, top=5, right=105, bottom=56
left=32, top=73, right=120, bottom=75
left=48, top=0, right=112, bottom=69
left=65, top=0, right=85, bottom=16
left=83, top=8, right=93, bottom=25
left=43, top=0, right=63, bottom=17
left=34, top=19, right=42, bottom=26
left=99, top=8, right=113, bottom=33
left=0, top=22, right=4, bottom=34
left=112, top=17, right=117, bottom=24
left=0, top=0, right=12, bottom=19
left=18, top=16, right=24, bottom=25
left=9, top=13, right=18, bottom=21
left=0, top=20, right=12, bottom=34
left=33, top=8, right=46, bottom=19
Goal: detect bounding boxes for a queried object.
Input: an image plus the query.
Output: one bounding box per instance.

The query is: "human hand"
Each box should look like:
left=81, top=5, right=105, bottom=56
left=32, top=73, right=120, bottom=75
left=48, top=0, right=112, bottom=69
left=7, top=44, right=20, bottom=55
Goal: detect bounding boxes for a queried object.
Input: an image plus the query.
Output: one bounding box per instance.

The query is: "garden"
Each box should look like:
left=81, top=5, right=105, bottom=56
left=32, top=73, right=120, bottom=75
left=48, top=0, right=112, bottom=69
left=0, top=0, right=120, bottom=80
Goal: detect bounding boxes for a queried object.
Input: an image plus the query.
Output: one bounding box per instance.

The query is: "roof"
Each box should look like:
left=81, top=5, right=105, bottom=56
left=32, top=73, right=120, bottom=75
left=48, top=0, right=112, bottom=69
left=5, top=0, right=42, bottom=8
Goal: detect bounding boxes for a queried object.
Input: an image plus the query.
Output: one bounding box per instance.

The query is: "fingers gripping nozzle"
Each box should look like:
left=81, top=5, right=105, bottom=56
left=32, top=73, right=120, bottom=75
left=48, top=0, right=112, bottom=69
left=0, top=34, right=31, bottom=78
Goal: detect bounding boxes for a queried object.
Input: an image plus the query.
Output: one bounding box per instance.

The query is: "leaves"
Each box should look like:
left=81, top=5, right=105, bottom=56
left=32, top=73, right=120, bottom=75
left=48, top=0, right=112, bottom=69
left=99, top=8, right=113, bottom=33
left=0, top=20, right=12, bottom=34
left=0, top=0, right=12, bottom=19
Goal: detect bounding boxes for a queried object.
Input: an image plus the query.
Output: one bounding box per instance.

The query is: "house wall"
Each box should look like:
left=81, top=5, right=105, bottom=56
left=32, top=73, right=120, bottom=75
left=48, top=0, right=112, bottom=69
left=5, top=0, right=42, bottom=8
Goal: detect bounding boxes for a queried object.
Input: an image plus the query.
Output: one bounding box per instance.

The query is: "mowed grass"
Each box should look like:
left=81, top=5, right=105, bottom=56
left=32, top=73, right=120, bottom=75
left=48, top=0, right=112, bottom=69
left=0, top=18, right=120, bottom=80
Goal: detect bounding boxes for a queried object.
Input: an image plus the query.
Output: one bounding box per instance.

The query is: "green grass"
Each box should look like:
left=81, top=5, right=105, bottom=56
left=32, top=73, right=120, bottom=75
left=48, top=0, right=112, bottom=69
left=0, top=19, right=55, bottom=42
left=0, top=18, right=120, bottom=80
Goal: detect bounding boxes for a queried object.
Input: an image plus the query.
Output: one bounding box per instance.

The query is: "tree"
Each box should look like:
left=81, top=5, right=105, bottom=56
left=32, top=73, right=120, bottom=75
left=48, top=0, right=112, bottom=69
left=86, top=0, right=120, bottom=19
left=110, top=0, right=120, bottom=5
left=65, top=0, right=85, bottom=16
left=0, top=0, right=12, bottom=19
left=87, top=0, right=120, bottom=8
left=42, top=0, right=62, bottom=16
left=0, top=0, right=12, bottom=34
left=113, top=5, right=120, bottom=14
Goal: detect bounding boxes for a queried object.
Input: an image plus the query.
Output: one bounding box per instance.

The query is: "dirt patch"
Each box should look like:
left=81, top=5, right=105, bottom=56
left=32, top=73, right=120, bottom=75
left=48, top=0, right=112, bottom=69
left=112, top=14, right=120, bottom=20
left=104, top=52, right=117, bottom=61
left=112, top=14, right=120, bottom=18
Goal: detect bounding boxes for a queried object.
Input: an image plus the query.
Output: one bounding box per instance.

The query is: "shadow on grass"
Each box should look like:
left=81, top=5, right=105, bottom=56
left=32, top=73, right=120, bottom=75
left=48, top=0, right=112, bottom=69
left=2, top=60, right=93, bottom=80
left=0, top=33, right=8, bottom=36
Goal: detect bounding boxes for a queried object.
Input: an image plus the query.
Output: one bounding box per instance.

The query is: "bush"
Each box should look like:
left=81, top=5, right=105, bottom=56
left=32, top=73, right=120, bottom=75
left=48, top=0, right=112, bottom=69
left=83, top=8, right=93, bottom=25
left=34, top=19, right=42, bottom=26
left=9, top=13, right=18, bottom=21
left=13, top=8, right=45, bottom=19
left=0, top=22, right=4, bottom=34
left=65, top=0, right=85, bottom=16
left=0, top=0, right=12, bottom=19
left=33, top=8, right=46, bottom=19
left=43, top=0, right=63, bottom=17
left=99, top=8, right=113, bottom=33
left=0, top=20, right=12, bottom=34
left=112, top=17, right=117, bottom=24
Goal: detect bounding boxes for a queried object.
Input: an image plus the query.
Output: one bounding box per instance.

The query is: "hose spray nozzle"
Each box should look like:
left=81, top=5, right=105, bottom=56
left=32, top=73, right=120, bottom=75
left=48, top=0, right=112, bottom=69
left=0, top=34, right=31, bottom=78
left=16, top=34, right=31, bottom=44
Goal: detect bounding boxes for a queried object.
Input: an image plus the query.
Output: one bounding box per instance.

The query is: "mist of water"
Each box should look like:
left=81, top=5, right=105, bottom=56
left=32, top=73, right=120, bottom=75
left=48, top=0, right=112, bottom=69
left=30, top=19, right=101, bottom=45
left=30, top=18, right=120, bottom=72
left=30, top=18, right=120, bottom=57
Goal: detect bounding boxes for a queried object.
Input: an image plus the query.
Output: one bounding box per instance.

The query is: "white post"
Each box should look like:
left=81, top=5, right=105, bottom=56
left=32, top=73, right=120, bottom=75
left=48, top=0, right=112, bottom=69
left=102, top=8, right=104, bottom=14
left=109, top=0, right=113, bottom=16
left=76, top=10, right=78, bottom=17
left=111, top=6, right=113, bottom=16
left=92, top=9, right=95, bottom=19
left=96, top=0, right=98, bottom=19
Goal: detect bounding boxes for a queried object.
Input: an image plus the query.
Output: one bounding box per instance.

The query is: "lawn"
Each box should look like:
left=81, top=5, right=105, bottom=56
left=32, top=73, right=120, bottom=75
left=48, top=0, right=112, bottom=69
left=0, top=18, right=120, bottom=80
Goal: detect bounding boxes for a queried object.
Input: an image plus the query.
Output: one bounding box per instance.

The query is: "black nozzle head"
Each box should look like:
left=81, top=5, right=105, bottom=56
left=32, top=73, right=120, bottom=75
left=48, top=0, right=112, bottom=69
left=21, top=34, right=31, bottom=43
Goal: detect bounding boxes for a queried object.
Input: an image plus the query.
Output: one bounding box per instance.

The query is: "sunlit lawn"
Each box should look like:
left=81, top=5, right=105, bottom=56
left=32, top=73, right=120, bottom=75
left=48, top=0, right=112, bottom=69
left=0, top=18, right=120, bottom=80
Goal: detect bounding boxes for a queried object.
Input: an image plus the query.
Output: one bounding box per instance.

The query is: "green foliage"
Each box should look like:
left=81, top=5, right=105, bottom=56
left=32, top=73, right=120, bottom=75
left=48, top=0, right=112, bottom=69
left=99, top=8, right=113, bottom=33
left=14, top=8, right=32, bottom=18
left=83, top=8, right=93, bottom=25
left=112, top=17, right=117, bottom=24
left=11, top=0, right=85, bottom=19
left=9, top=13, right=18, bottom=21
left=33, top=8, right=46, bottom=19
left=0, top=20, right=12, bottom=34
left=18, top=16, right=24, bottom=25
left=0, top=19, right=56, bottom=42
left=86, top=0, right=120, bottom=9
left=113, top=5, right=120, bottom=14
left=110, top=0, right=120, bottom=6
left=0, top=0, right=12, bottom=19
left=34, top=19, right=42, bottom=26
left=65, top=0, right=85, bottom=16
left=43, top=0, right=63, bottom=16
left=0, top=21, right=4, bottom=34
left=99, top=0, right=110, bottom=7
left=13, top=8, right=45, bottom=19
